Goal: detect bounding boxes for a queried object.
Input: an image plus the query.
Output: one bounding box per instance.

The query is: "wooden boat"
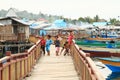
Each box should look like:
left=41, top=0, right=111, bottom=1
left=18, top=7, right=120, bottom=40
left=86, top=37, right=116, bottom=41
left=94, top=61, right=112, bottom=78
left=98, top=57, right=120, bottom=73
left=79, top=45, right=120, bottom=57
left=75, top=39, right=120, bottom=48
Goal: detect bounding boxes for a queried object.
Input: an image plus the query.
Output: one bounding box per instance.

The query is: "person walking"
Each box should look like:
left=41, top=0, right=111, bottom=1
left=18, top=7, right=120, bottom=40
left=54, top=36, right=60, bottom=56
left=46, top=35, right=52, bottom=56
left=40, top=36, right=46, bottom=55
left=60, top=41, right=70, bottom=56
left=68, top=31, right=74, bottom=49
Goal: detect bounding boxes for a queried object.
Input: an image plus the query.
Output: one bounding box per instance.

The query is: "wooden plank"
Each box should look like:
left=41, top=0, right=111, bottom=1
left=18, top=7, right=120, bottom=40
left=2, top=66, right=9, bottom=80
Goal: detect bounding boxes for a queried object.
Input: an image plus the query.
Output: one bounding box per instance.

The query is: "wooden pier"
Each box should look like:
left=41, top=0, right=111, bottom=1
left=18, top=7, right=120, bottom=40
left=24, top=45, right=79, bottom=80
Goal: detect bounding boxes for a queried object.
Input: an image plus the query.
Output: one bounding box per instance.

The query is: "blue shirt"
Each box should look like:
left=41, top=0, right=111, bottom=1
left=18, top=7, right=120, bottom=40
left=46, top=39, right=52, bottom=47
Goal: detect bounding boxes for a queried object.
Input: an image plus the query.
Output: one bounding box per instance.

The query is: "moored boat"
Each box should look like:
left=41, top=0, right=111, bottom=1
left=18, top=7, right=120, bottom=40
left=75, top=39, right=120, bottom=48
left=86, top=37, right=120, bottom=42
left=94, top=61, right=112, bottom=79
left=98, top=57, right=120, bottom=73
left=78, top=45, right=120, bottom=57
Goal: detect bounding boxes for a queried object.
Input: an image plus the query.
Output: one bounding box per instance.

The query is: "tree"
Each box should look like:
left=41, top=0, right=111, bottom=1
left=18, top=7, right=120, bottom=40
left=84, top=16, right=93, bottom=23
left=109, top=18, right=117, bottom=25
left=72, top=19, right=77, bottom=24
left=94, top=15, right=99, bottom=22
left=78, top=17, right=85, bottom=22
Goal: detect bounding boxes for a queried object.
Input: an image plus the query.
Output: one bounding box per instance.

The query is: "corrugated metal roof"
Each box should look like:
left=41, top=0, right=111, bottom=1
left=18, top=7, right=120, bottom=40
left=0, top=17, right=29, bottom=26
left=12, top=18, right=30, bottom=26
left=93, top=22, right=108, bottom=26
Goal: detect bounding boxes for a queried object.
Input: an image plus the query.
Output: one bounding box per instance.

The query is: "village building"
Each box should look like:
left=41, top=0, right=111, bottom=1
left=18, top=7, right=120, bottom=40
left=0, top=8, right=29, bottom=41
left=0, top=8, right=32, bottom=57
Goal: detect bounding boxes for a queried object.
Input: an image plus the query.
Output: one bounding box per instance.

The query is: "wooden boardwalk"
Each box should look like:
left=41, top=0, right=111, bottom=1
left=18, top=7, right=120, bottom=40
left=24, top=45, right=79, bottom=80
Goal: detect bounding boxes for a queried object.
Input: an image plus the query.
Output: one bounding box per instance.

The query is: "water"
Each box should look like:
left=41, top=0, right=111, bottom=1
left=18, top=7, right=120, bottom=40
left=107, top=72, right=120, bottom=80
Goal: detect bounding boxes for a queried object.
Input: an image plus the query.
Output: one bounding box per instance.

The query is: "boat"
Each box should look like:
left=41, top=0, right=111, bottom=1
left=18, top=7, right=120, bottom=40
left=78, top=45, right=120, bottom=57
left=94, top=58, right=120, bottom=80
left=75, top=39, right=120, bottom=48
left=84, top=30, right=120, bottom=42
left=86, top=37, right=120, bottom=42
left=89, top=28, right=120, bottom=39
left=98, top=57, right=120, bottom=73
left=94, top=61, right=112, bottom=79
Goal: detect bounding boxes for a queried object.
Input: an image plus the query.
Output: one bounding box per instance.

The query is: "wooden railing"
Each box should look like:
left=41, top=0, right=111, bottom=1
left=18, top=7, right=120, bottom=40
left=0, top=38, right=41, bottom=80
left=71, top=43, right=105, bottom=80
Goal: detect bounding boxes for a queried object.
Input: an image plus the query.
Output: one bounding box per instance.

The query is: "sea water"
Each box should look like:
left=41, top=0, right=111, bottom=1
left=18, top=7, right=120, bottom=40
left=107, top=72, right=120, bottom=80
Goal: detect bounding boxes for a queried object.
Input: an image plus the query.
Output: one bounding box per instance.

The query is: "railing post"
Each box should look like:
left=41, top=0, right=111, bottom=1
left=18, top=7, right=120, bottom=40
left=0, top=62, right=3, bottom=80
left=24, top=54, right=28, bottom=77
left=6, top=51, right=12, bottom=80
left=24, top=50, right=28, bottom=77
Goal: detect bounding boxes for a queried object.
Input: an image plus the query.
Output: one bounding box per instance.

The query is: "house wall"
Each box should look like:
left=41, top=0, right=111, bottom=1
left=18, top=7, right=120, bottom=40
left=16, top=25, right=29, bottom=41
left=18, top=26, right=25, bottom=33
left=0, top=20, right=11, bottom=25
left=25, top=26, right=29, bottom=39
left=0, top=18, right=29, bottom=41
left=0, top=25, right=13, bottom=34
left=0, top=25, right=17, bottom=41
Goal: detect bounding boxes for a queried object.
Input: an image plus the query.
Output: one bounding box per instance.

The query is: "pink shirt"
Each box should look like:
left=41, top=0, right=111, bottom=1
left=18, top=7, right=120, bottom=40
left=68, top=34, right=74, bottom=45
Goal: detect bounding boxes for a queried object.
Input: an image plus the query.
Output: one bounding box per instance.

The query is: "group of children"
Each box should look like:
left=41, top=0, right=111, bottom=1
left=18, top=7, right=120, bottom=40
left=40, top=35, right=52, bottom=56
left=40, top=31, right=74, bottom=56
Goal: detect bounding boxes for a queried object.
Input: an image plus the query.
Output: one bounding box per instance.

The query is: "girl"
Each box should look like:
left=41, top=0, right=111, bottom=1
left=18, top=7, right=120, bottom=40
left=54, top=36, right=60, bottom=56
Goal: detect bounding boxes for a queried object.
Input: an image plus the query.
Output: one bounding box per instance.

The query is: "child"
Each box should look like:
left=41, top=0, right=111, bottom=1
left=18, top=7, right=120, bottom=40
left=68, top=31, right=74, bottom=47
left=54, top=36, right=60, bottom=56
left=46, top=35, right=52, bottom=56
left=40, top=36, right=46, bottom=55
left=67, top=31, right=74, bottom=53
left=60, top=41, right=70, bottom=56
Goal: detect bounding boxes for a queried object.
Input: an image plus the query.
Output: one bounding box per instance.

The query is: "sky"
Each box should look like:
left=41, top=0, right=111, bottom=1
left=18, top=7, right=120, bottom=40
left=0, top=0, right=120, bottom=20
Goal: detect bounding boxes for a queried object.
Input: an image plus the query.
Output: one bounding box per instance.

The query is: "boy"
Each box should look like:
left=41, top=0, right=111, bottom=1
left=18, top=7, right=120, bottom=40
left=40, top=36, right=46, bottom=55
left=60, top=41, right=70, bottom=56
left=46, top=35, right=52, bottom=56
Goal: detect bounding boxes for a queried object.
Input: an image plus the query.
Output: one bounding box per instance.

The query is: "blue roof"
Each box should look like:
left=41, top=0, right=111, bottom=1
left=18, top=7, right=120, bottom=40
left=43, top=19, right=67, bottom=30
left=93, top=22, right=109, bottom=26
left=29, top=23, right=39, bottom=28
left=43, top=24, right=62, bottom=30
left=54, top=19, right=67, bottom=27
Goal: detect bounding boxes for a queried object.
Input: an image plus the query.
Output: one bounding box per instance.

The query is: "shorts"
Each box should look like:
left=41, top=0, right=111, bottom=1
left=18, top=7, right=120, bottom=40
left=68, top=40, right=72, bottom=46
left=41, top=45, right=45, bottom=49
left=46, top=46, right=50, bottom=52
left=56, top=47, right=60, bottom=52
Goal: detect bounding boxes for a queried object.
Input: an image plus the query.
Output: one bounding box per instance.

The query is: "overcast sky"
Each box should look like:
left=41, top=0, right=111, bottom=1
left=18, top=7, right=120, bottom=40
left=0, top=0, right=120, bottom=20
